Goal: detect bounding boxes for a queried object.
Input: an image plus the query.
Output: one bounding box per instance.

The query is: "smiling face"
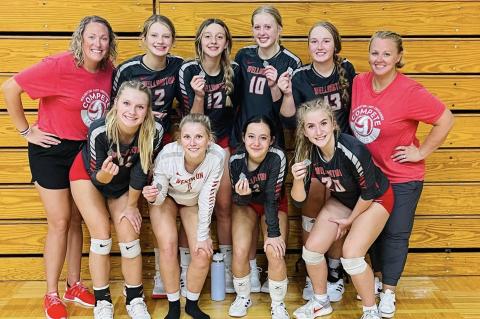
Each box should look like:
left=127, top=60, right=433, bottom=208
left=308, top=26, right=335, bottom=65
left=303, top=109, right=335, bottom=151
left=115, top=87, right=149, bottom=131
left=252, top=12, right=281, bottom=49
left=200, top=23, right=228, bottom=59
left=243, top=122, right=273, bottom=162
left=81, top=22, right=110, bottom=69
left=144, top=22, right=173, bottom=58
left=180, top=122, right=210, bottom=161
left=369, top=37, right=402, bottom=78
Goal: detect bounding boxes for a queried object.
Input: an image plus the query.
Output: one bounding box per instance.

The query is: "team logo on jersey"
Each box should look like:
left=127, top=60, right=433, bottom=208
left=350, top=105, right=384, bottom=144
left=80, top=89, right=110, bottom=127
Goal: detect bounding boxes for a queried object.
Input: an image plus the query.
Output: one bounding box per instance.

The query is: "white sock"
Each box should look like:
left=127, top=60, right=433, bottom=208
left=363, top=304, right=378, bottom=312
left=249, top=258, right=257, bottom=270
left=233, top=274, right=251, bottom=298
left=269, top=278, right=288, bottom=306
left=186, top=290, right=200, bottom=301
left=167, top=291, right=180, bottom=302
left=314, top=293, right=328, bottom=302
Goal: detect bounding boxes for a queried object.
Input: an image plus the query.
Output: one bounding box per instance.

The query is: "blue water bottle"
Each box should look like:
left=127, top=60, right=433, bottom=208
left=211, top=252, right=226, bottom=301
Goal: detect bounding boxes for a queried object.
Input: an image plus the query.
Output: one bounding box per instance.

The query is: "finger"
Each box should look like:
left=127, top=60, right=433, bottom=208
left=112, top=164, right=119, bottom=176
left=42, top=136, right=61, bottom=145
left=38, top=142, right=51, bottom=148
left=394, top=145, right=406, bottom=151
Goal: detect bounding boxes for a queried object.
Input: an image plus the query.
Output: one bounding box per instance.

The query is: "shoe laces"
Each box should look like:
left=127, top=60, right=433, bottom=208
left=69, top=281, right=88, bottom=295
left=361, top=309, right=380, bottom=319
left=128, top=297, right=149, bottom=315
left=232, top=296, right=249, bottom=307
left=45, top=293, right=63, bottom=306
left=95, top=300, right=114, bottom=316
left=272, top=303, right=288, bottom=316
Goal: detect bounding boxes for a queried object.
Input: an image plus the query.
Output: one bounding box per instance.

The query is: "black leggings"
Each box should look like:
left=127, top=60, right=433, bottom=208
left=370, top=181, right=423, bottom=286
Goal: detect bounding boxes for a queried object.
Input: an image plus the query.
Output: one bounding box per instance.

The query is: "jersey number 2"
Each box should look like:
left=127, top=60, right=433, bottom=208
left=154, top=88, right=166, bottom=106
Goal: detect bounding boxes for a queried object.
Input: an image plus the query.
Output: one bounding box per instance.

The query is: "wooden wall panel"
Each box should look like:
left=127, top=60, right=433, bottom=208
left=1, top=38, right=480, bottom=74
left=0, top=0, right=153, bottom=32
left=158, top=2, right=480, bottom=36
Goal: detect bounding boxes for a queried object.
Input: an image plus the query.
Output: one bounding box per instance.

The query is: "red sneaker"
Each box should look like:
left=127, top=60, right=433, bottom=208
left=63, top=281, right=95, bottom=307
left=44, top=293, right=67, bottom=319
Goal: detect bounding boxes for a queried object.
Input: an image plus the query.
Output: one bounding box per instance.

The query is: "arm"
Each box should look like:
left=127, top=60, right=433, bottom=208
left=197, top=151, right=225, bottom=242
left=178, top=64, right=203, bottom=114
left=263, top=154, right=286, bottom=238
left=87, top=127, right=114, bottom=186
left=149, top=155, right=170, bottom=205
left=330, top=197, right=373, bottom=240
left=290, top=161, right=310, bottom=205
left=2, top=77, right=60, bottom=147
left=229, top=158, right=253, bottom=205
left=277, top=70, right=295, bottom=117
left=393, top=108, right=454, bottom=163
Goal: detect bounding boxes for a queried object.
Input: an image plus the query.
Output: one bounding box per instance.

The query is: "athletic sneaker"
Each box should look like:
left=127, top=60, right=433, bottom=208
left=271, top=302, right=290, bottom=319
left=94, top=300, right=114, bottom=319
left=261, top=280, right=269, bottom=293
left=360, top=309, right=381, bottom=319
left=126, top=297, right=151, bottom=319
left=63, top=281, right=95, bottom=307
left=228, top=296, right=252, bottom=317
left=180, top=267, right=187, bottom=297
left=152, top=272, right=167, bottom=299
left=225, top=266, right=235, bottom=293
left=44, top=293, right=67, bottom=319
left=293, top=297, right=333, bottom=319
left=379, top=289, right=396, bottom=318
left=327, top=278, right=344, bottom=302
left=357, top=277, right=382, bottom=300
left=250, top=267, right=262, bottom=293
left=302, top=277, right=314, bottom=301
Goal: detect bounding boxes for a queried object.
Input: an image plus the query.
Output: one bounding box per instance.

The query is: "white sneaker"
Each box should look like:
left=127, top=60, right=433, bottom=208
left=250, top=267, right=262, bottom=293
left=302, top=277, right=313, bottom=301
left=327, top=278, right=344, bottom=302
left=126, top=297, right=151, bottom=319
left=360, top=309, right=381, bottom=319
left=271, top=302, right=290, bottom=319
left=293, top=297, right=333, bottom=319
left=225, top=266, right=235, bottom=294
left=357, top=277, right=382, bottom=300
left=94, top=300, right=114, bottom=319
left=379, top=289, right=396, bottom=318
left=261, top=280, right=269, bottom=293
left=180, top=267, right=187, bottom=297
left=152, top=272, right=166, bottom=299
left=228, top=296, right=252, bottom=317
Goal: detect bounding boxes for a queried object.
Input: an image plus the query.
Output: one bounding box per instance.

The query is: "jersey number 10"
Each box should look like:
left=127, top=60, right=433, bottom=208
left=249, top=76, right=267, bottom=95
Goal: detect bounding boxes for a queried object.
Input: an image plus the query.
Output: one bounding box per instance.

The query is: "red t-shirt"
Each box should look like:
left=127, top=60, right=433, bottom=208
left=350, top=72, right=445, bottom=183
left=14, top=52, right=113, bottom=141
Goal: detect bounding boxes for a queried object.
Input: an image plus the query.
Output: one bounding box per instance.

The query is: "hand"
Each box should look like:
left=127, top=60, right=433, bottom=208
left=291, top=162, right=308, bottom=181
left=101, top=156, right=119, bottom=178
left=26, top=125, right=61, bottom=148
left=195, top=237, right=213, bottom=257
left=152, top=111, right=167, bottom=120
left=234, top=178, right=252, bottom=196
left=119, top=206, right=142, bottom=234
left=277, top=70, right=292, bottom=95
left=392, top=143, right=424, bottom=163
left=264, top=236, right=286, bottom=258
left=264, top=65, right=278, bottom=88
left=190, top=75, right=206, bottom=97
left=142, top=184, right=159, bottom=203
left=329, top=217, right=352, bottom=240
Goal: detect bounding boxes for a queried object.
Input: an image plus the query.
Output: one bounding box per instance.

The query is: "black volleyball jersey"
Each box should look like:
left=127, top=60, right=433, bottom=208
left=232, top=45, right=302, bottom=148
left=112, top=54, right=183, bottom=131
left=178, top=59, right=240, bottom=139
left=229, top=145, right=287, bottom=238
left=82, top=118, right=163, bottom=198
left=291, top=60, right=356, bottom=134
left=299, top=133, right=389, bottom=210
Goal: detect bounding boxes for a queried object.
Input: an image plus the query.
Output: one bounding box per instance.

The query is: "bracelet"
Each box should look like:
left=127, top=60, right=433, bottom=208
left=19, top=126, right=31, bottom=137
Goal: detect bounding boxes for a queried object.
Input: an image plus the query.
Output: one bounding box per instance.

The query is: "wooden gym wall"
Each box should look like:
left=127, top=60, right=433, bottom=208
left=0, top=0, right=479, bottom=280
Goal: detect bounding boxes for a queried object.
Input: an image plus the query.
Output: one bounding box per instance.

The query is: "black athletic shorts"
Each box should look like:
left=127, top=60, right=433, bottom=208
left=28, top=139, right=84, bottom=189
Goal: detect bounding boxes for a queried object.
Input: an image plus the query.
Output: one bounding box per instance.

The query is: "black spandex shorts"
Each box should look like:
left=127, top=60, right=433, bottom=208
left=28, top=140, right=84, bottom=189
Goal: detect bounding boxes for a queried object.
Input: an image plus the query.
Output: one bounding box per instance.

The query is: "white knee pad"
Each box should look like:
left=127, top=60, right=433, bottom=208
left=302, top=216, right=316, bottom=232
left=90, top=238, right=112, bottom=255
left=302, top=246, right=324, bottom=265
left=341, top=257, right=367, bottom=275
left=119, top=239, right=141, bottom=258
